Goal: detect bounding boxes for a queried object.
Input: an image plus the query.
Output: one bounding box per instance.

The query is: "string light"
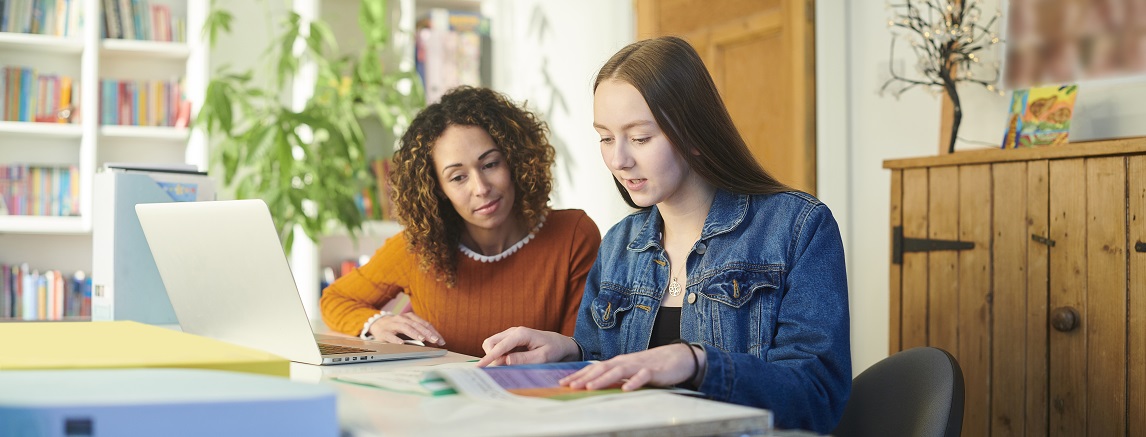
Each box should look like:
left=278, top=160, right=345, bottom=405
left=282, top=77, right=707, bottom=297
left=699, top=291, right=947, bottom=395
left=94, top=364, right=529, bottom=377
left=882, top=0, right=1004, bottom=154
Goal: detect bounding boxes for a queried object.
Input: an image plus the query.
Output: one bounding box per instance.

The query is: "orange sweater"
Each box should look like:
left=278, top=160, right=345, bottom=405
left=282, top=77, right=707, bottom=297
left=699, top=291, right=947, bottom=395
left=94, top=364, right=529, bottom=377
left=320, top=209, right=601, bottom=357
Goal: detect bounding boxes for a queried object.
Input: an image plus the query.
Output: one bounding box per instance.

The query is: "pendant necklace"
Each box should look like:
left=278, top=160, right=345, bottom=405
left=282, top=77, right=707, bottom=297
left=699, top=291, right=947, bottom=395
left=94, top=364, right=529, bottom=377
left=668, top=260, right=685, bottom=297
left=663, top=226, right=698, bottom=298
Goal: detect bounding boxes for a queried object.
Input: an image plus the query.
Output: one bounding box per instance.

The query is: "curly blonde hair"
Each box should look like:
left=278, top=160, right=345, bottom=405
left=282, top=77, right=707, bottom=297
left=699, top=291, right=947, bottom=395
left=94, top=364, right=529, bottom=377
left=390, top=86, right=554, bottom=287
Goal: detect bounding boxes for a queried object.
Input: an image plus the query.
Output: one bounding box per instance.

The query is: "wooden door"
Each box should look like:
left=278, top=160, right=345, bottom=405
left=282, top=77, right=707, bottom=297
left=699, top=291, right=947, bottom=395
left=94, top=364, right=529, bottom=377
left=634, top=0, right=816, bottom=194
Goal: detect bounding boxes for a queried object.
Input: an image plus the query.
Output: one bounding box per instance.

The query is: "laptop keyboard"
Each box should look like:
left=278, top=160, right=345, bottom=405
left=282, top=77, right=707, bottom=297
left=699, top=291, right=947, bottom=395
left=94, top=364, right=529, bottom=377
left=318, top=343, right=374, bottom=355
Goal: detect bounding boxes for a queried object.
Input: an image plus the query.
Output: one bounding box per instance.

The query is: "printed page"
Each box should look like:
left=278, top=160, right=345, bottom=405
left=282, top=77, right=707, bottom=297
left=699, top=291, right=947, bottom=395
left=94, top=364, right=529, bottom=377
left=335, top=361, right=474, bottom=396
left=433, top=361, right=682, bottom=404
left=432, top=367, right=531, bottom=402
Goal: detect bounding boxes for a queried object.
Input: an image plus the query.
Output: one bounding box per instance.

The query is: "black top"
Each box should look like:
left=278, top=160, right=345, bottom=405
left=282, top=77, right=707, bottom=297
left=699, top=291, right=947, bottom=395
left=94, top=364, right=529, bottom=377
left=648, top=306, right=682, bottom=348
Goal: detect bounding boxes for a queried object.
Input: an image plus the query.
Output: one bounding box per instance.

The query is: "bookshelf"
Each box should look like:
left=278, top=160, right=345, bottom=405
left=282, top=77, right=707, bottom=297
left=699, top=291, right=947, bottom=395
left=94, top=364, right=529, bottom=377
left=0, top=0, right=208, bottom=321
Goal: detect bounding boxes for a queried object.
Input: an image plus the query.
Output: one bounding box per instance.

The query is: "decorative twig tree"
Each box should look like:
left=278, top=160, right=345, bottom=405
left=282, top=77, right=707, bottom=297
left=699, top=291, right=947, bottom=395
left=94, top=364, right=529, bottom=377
left=882, top=0, right=1003, bottom=154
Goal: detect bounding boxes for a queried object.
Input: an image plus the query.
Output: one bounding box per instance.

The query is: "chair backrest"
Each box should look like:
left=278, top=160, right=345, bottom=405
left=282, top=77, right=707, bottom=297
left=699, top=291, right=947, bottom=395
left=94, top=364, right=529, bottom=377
left=832, top=347, right=965, bottom=437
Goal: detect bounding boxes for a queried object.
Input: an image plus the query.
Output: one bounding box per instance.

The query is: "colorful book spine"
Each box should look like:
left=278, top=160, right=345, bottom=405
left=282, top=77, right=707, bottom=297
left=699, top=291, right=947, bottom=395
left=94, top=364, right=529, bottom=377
left=22, top=265, right=35, bottom=320
left=0, top=264, right=10, bottom=318
left=0, top=66, right=77, bottom=124
left=0, top=265, right=91, bottom=320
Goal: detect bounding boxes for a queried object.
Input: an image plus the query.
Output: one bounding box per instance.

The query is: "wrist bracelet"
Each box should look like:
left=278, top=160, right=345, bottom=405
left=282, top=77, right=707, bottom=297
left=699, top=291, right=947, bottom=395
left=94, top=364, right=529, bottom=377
left=359, top=310, right=394, bottom=340
left=671, top=339, right=701, bottom=389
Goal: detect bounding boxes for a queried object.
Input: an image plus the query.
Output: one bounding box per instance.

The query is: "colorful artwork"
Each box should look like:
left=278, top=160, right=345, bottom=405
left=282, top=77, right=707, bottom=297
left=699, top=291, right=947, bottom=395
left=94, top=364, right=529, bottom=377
left=1002, top=85, right=1078, bottom=148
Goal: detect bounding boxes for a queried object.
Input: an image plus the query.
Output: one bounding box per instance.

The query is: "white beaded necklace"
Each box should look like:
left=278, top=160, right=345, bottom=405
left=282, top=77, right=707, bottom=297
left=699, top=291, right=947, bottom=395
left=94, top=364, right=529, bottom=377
left=458, top=215, right=546, bottom=263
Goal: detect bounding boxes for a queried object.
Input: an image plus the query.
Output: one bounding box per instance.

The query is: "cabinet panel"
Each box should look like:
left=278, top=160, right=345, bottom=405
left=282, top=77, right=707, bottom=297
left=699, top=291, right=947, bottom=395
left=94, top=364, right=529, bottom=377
left=958, top=164, right=992, bottom=437
left=1130, top=156, right=1146, bottom=437
left=889, top=170, right=903, bottom=354
left=928, top=166, right=960, bottom=355
left=992, top=162, right=1028, bottom=436
left=1085, top=157, right=1127, bottom=436
left=1049, top=158, right=1088, bottom=436
left=1026, top=160, right=1050, bottom=437
left=902, top=168, right=930, bottom=350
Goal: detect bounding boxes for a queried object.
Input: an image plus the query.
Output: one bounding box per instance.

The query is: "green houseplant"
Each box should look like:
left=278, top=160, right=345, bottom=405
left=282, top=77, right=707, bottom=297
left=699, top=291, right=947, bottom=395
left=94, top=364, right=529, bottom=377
left=197, top=0, right=424, bottom=250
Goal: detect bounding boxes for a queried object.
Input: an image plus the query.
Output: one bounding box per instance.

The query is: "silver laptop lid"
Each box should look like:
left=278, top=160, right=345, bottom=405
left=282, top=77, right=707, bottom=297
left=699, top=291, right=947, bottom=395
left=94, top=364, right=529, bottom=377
left=136, top=199, right=323, bottom=364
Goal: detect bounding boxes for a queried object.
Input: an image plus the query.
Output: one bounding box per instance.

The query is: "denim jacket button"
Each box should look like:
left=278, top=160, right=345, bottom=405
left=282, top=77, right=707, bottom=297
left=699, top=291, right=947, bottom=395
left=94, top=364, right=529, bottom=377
left=687, top=293, right=697, bottom=304
left=695, top=243, right=707, bottom=255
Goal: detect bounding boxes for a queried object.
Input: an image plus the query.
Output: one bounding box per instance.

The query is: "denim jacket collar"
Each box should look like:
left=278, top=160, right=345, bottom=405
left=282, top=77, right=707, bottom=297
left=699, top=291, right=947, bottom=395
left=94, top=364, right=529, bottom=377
left=626, top=188, right=749, bottom=252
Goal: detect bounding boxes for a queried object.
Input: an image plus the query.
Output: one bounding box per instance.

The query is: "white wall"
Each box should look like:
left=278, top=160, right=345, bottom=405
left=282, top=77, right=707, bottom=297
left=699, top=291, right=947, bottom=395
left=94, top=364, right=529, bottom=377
left=484, top=0, right=635, bottom=232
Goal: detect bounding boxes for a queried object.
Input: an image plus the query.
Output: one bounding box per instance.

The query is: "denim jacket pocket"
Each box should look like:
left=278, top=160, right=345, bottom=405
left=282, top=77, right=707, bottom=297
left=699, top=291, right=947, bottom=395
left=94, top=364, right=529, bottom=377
left=699, top=267, right=781, bottom=308
left=696, top=267, right=781, bottom=354
left=590, top=286, right=634, bottom=330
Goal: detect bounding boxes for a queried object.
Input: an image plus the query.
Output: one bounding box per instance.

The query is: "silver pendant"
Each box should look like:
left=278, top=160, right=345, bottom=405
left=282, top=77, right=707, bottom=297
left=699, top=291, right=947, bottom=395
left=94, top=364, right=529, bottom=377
left=669, top=277, right=682, bottom=297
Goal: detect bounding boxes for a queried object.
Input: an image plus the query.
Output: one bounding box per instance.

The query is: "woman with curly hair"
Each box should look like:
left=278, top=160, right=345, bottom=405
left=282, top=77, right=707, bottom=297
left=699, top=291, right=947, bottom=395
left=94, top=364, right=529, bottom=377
left=320, top=86, right=601, bottom=357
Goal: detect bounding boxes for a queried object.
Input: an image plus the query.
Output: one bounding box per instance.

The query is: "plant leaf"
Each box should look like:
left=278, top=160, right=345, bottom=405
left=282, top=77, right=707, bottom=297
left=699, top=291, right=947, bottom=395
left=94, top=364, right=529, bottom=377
left=198, top=0, right=423, bottom=246
left=359, top=0, right=389, bottom=46
left=201, top=5, right=233, bottom=49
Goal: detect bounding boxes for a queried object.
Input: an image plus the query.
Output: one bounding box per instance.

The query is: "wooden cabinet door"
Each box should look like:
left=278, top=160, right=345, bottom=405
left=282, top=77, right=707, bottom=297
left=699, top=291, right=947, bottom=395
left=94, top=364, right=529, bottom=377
left=633, top=0, right=816, bottom=194
left=991, top=161, right=1049, bottom=437
left=888, top=143, right=1146, bottom=437
left=1048, top=157, right=1128, bottom=436
left=1130, top=156, right=1146, bottom=437
left=894, top=164, right=993, bottom=436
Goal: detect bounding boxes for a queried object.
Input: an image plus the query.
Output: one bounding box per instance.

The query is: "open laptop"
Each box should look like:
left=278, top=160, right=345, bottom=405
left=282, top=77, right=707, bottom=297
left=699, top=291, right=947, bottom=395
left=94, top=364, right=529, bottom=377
left=135, top=199, right=446, bottom=365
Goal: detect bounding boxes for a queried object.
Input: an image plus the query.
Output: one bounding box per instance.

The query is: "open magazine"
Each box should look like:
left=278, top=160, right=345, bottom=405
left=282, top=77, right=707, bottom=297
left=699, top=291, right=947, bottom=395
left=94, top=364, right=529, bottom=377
left=336, top=361, right=699, bottom=404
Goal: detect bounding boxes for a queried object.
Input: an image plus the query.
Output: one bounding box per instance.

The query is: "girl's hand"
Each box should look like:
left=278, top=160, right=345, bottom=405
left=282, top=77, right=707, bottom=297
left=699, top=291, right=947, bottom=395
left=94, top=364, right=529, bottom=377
left=559, top=343, right=703, bottom=391
left=478, top=326, right=580, bottom=367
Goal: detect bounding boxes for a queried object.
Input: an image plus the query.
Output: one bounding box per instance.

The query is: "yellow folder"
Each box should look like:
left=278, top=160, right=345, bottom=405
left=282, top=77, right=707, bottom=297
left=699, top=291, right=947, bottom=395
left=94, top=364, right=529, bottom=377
left=0, top=321, right=289, bottom=377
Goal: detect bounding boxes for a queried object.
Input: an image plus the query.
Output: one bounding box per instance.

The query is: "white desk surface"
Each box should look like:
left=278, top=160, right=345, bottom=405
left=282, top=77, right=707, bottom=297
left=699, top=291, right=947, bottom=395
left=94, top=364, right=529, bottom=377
left=290, top=353, right=775, bottom=437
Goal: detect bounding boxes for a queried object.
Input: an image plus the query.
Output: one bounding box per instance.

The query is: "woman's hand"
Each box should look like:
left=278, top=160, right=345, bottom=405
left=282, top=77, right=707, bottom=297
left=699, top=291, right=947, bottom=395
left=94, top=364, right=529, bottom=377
left=560, top=343, right=704, bottom=391
left=366, top=313, right=446, bottom=347
left=477, top=326, right=580, bottom=367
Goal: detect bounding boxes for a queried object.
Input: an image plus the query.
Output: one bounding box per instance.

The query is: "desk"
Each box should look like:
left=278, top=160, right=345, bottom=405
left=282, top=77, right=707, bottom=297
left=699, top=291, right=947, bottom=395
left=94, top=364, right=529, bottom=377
left=290, top=354, right=775, bottom=436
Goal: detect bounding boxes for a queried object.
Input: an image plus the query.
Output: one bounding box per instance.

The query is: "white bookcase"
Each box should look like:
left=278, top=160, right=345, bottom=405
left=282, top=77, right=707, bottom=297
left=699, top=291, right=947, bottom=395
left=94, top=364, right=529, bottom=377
left=0, top=0, right=207, bottom=278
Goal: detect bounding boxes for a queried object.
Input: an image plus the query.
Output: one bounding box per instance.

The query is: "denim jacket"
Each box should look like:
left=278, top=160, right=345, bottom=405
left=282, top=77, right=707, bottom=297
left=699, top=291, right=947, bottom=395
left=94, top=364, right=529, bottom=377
left=572, top=189, right=851, bottom=433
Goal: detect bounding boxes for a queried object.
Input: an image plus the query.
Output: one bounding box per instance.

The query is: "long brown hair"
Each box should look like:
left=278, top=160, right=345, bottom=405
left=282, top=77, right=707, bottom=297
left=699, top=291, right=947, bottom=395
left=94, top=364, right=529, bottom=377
left=593, top=36, right=790, bottom=208
left=390, top=86, right=554, bottom=286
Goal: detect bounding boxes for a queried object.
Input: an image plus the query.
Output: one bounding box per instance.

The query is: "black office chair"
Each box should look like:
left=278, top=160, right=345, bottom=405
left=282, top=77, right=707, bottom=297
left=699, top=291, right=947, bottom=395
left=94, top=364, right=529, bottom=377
left=832, top=346, right=965, bottom=437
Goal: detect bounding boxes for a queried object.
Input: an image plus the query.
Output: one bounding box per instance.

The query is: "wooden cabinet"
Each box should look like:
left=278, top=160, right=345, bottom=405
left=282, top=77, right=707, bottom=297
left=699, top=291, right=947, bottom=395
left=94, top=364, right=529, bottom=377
left=885, top=138, right=1146, bottom=437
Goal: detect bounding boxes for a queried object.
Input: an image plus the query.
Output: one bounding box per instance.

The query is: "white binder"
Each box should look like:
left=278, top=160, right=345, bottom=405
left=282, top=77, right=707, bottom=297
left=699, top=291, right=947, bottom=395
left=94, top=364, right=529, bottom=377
left=91, top=168, right=214, bottom=324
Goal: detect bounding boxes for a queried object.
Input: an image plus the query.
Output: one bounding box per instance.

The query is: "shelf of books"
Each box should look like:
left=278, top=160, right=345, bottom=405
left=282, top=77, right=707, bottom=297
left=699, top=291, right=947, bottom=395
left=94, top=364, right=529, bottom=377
left=99, top=125, right=188, bottom=140
left=100, top=40, right=189, bottom=59
left=0, top=120, right=83, bottom=138
left=0, top=215, right=86, bottom=234
left=414, top=6, right=490, bottom=104
left=0, top=0, right=204, bottom=322
left=1, top=264, right=92, bottom=321
left=0, top=31, right=84, bottom=53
